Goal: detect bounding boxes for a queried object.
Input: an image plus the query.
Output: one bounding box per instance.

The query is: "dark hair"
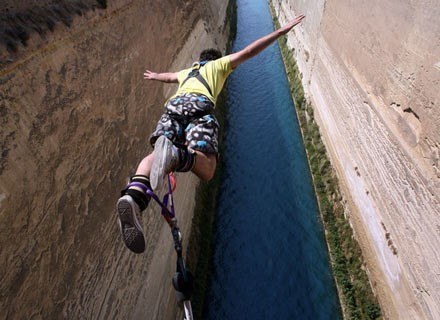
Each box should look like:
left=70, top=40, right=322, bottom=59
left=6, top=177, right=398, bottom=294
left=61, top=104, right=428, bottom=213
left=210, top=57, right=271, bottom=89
left=199, top=48, right=222, bottom=62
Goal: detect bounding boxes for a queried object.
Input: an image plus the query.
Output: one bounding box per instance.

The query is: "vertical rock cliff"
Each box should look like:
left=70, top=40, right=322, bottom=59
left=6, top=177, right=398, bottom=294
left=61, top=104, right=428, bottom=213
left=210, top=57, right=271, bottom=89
left=272, top=0, right=439, bottom=319
left=0, top=0, right=231, bottom=318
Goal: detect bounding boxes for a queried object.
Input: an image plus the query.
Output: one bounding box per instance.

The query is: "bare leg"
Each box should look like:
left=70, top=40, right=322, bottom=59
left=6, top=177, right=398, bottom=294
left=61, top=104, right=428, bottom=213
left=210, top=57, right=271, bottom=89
left=133, top=150, right=216, bottom=183
left=125, top=152, right=155, bottom=194
left=135, top=152, right=155, bottom=176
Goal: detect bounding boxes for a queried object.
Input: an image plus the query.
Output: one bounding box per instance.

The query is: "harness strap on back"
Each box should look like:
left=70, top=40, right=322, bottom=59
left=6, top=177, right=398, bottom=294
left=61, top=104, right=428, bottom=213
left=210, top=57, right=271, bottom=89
left=180, top=62, right=213, bottom=96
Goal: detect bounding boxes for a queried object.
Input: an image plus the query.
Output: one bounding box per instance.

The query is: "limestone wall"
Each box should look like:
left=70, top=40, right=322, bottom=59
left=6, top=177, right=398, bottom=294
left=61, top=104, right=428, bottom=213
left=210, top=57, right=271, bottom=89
left=272, top=1, right=440, bottom=319
left=0, top=0, right=231, bottom=318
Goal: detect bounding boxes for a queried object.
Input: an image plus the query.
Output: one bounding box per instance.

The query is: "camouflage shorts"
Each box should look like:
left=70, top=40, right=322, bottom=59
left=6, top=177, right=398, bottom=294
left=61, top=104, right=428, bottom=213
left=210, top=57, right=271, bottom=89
left=150, top=93, right=219, bottom=154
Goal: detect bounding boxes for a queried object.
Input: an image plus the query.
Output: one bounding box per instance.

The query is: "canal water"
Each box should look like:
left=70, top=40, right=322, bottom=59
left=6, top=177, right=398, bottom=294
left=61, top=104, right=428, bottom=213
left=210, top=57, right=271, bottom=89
left=203, top=0, right=342, bottom=319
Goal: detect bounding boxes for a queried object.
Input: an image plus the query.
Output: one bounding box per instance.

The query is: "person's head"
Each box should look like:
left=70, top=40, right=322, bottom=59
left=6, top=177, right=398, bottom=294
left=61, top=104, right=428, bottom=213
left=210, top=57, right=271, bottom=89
left=199, top=48, right=222, bottom=62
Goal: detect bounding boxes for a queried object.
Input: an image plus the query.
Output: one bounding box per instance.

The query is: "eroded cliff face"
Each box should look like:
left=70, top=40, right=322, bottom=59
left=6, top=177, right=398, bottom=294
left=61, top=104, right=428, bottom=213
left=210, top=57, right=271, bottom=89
left=0, top=0, right=231, bottom=318
left=272, top=0, right=439, bottom=319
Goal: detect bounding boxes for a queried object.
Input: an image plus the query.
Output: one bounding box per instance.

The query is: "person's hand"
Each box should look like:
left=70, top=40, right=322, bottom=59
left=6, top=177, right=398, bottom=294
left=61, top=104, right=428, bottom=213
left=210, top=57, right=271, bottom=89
left=143, top=70, right=178, bottom=83
left=143, top=70, right=157, bottom=80
left=278, top=15, right=305, bottom=35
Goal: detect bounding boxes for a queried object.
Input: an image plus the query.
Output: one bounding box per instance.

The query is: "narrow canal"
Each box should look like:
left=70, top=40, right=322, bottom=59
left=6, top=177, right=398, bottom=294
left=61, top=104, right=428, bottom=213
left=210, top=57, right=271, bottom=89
left=203, top=0, right=342, bottom=319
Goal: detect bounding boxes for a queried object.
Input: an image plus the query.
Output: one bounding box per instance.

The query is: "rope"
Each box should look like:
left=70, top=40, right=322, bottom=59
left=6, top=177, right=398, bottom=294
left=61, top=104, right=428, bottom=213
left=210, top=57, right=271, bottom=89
left=134, top=174, right=194, bottom=319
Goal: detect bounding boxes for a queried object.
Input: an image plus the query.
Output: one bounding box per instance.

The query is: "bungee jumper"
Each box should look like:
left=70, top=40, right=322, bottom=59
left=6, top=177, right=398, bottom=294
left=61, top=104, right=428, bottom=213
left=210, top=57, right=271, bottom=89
left=115, top=14, right=305, bottom=318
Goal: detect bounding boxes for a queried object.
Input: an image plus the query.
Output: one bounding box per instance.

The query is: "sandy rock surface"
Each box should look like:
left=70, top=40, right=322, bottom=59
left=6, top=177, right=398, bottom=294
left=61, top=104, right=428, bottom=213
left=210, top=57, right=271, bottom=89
left=272, top=0, right=440, bottom=319
left=0, top=0, right=231, bottom=318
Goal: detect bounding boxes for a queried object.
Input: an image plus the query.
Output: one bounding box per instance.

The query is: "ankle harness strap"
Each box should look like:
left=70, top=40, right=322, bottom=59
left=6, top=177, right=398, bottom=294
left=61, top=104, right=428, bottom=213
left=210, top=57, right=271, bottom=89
left=127, top=182, right=151, bottom=194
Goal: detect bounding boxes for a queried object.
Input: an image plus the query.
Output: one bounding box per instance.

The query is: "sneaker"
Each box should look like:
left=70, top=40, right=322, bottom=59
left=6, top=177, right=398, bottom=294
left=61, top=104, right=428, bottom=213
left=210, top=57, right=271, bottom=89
left=150, top=135, right=179, bottom=190
left=116, top=195, right=145, bottom=253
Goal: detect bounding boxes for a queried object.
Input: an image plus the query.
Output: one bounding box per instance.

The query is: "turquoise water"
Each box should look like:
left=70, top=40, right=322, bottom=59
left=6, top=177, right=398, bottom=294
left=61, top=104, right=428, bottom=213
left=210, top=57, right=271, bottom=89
left=203, top=0, right=342, bottom=319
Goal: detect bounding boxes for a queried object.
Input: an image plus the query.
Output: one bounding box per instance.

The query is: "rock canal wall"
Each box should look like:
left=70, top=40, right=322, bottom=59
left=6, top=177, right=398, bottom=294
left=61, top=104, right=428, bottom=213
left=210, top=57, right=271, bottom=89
left=0, top=0, right=231, bottom=318
left=272, top=1, right=440, bottom=319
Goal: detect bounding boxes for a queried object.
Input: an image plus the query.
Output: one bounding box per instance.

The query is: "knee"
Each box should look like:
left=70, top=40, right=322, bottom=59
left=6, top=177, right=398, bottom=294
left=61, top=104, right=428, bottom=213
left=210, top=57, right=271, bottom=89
left=192, top=153, right=216, bottom=181
left=200, top=156, right=216, bottom=181
left=200, top=168, right=215, bottom=181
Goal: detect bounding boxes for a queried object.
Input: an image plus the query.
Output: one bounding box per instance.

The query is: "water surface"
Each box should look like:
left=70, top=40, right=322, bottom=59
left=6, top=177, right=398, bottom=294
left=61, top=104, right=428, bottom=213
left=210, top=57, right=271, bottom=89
left=204, top=1, right=342, bottom=319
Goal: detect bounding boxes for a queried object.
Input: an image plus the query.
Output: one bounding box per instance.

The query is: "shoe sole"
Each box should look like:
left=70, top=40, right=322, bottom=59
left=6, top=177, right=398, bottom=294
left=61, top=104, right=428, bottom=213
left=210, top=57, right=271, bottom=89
left=150, top=135, right=173, bottom=190
left=116, top=197, right=145, bottom=254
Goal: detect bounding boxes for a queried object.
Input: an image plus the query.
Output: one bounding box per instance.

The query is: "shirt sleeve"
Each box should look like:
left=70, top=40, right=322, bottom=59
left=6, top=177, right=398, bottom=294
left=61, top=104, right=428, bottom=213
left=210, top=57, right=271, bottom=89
left=177, top=67, right=191, bottom=84
left=211, top=56, right=233, bottom=77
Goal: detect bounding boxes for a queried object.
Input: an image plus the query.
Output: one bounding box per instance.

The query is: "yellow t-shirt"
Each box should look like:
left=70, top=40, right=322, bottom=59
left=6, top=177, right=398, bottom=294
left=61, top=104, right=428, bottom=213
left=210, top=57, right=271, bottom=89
left=172, top=56, right=234, bottom=104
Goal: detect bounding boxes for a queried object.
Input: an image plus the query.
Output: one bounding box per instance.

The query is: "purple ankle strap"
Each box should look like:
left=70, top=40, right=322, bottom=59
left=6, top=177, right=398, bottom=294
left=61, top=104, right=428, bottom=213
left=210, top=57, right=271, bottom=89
left=128, top=182, right=151, bottom=194
left=128, top=176, right=176, bottom=224
left=128, top=181, right=156, bottom=198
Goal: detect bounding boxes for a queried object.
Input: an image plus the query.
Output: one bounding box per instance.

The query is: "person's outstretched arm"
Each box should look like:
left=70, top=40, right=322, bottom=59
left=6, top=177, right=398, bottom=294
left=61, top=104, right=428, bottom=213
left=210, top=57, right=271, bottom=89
left=143, top=70, right=178, bottom=83
left=227, top=15, right=305, bottom=69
